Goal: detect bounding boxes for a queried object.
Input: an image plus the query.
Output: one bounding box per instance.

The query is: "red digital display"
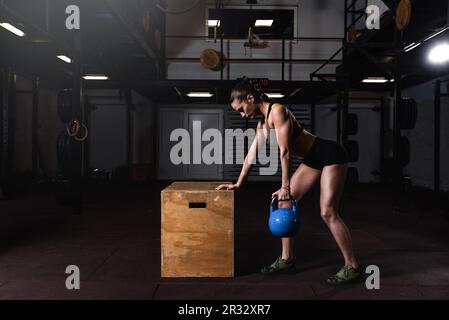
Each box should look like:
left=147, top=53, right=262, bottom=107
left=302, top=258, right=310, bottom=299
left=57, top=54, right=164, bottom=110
left=248, top=78, right=269, bottom=89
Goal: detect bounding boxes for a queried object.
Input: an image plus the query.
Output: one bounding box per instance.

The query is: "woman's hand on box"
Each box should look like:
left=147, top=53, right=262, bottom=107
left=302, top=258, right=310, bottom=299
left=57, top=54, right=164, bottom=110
left=216, top=183, right=240, bottom=190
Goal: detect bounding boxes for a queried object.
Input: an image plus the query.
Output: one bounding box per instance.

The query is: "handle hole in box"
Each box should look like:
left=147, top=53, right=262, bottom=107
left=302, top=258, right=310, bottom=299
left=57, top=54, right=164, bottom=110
left=189, top=202, right=207, bottom=208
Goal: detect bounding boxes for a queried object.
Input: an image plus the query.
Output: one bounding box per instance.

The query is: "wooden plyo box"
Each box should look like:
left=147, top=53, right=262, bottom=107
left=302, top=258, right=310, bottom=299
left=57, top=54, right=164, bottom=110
left=161, top=182, right=234, bottom=277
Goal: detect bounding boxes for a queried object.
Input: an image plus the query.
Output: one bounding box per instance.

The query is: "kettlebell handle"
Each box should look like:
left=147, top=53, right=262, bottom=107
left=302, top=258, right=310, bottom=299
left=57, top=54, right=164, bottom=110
left=270, top=196, right=297, bottom=213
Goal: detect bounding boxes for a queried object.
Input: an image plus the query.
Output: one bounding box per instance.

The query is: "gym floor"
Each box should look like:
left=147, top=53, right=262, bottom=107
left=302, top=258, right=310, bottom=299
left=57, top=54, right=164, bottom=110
left=1, top=182, right=448, bottom=300
left=1, top=0, right=449, bottom=305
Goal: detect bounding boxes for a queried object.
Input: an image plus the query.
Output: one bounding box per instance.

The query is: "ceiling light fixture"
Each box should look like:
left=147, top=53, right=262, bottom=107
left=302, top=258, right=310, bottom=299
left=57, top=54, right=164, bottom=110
left=424, top=26, right=449, bottom=42
left=57, top=55, right=72, bottom=63
left=266, top=93, right=284, bottom=98
left=186, top=92, right=214, bottom=98
left=428, top=42, right=449, bottom=64
left=255, top=19, right=273, bottom=27
left=404, top=42, right=421, bottom=52
left=0, top=22, right=25, bottom=37
left=208, top=20, right=220, bottom=27
left=362, top=77, right=389, bottom=83
left=83, top=74, right=110, bottom=80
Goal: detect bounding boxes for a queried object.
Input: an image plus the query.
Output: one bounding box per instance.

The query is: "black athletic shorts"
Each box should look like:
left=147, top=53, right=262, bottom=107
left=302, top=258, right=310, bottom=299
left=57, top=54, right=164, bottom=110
left=302, top=137, right=348, bottom=170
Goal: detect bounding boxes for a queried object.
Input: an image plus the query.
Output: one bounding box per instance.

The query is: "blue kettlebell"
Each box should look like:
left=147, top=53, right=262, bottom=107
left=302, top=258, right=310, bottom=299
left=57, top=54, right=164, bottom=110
left=268, top=197, right=300, bottom=237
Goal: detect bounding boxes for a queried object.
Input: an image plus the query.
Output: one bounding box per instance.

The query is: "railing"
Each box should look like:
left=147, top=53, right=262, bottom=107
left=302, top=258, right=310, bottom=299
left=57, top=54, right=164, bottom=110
left=165, top=35, right=344, bottom=81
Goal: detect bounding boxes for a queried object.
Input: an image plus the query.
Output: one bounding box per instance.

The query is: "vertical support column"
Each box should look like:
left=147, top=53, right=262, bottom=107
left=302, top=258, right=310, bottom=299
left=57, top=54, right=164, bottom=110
left=32, top=77, right=39, bottom=178
left=310, top=101, right=316, bottom=134
left=71, top=59, right=82, bottom=178
left=160, top=1, right=166, bottom=80
left=7, top=71, right=16, bottom=180
left=227, top=39, right=230, bottom=80
left=393, top=10, right=402, bottom=178
left=220, top=35, right=224, bottom=81
left=351, top=0, right=356, bottom=25
left=72, top=31, right=84, bottom=179
left=337, top=94, right=342, bottom=144
left=344, top=0, right=348, bottom=47
left=309, top=75, right=316, bottom=134
left=83, top=94, right=90, bottom=178
left=342, top=0, right=349, bottom=146
left=153, top=102, right=159, bottom=180
left=281, top=37, right=285, bottom=81
left=0, top=68, right=5, bottom=179
left=393, top=83, right=401, bottom=167
left=71, top=31, right=84, bottom=214
left=0, top=69, right=3, bottom=197
left=434, top=80, right=441, bottom=193
left=380, top=96, right=385, bottom=181
left=388, top=0, right=403, bottom=197
left=342, top=78, right=349, bottom=145
left=126, top=89, right=133, bottom=174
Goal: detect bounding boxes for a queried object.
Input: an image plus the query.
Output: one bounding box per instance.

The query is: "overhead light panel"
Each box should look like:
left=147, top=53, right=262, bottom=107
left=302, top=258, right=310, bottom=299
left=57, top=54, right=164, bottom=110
left=266, top=93, right=284, bottom=98
left=404, top=42, right=421, bottom=52
left=186, top=92, right=214, bottom=98
left=424, top=26, right=449, bottom=42
left=83, top=74, right=109, bottom=80
left=208, top=20, right=220, bottom=27
left=255, top=19, right=273, bottom=27
left=428, top=42, right=449, bottom=64
left=0, top=23, right=25, bottom=37
left=362, top=77, right=389, bottom=83
left=57, top=55, right=72, bottom=63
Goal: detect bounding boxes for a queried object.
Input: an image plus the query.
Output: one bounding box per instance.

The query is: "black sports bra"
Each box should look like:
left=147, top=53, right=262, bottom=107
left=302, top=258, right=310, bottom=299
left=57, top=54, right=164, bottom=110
left=262, top=103, right=303, bottom=142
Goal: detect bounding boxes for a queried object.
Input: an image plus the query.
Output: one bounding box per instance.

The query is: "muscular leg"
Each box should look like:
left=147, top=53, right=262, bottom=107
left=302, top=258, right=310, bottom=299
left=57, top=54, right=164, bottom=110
left=279, top=163, right=321, bottom=260
left=320, top=164, right=358, bottom=268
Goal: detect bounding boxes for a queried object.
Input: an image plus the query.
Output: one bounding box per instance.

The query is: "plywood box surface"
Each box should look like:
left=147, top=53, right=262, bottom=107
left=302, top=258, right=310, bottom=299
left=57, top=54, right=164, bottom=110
left=161, top=182, right=234, bottom=277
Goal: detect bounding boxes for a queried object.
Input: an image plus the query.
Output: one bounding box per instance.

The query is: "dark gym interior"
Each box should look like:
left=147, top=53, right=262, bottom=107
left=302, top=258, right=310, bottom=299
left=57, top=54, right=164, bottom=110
left=1, top=0, right=449, bottom=300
